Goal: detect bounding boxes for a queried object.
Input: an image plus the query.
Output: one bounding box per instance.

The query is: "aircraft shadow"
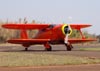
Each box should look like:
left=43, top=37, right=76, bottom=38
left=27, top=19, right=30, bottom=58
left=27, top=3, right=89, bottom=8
left=0, top=50, right=70, bottom=52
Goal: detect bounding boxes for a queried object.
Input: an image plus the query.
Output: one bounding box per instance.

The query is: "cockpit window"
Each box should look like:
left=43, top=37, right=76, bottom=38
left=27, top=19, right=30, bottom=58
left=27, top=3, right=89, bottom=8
left=41, top=24, right=55, bottom=32
left=48, top=24, right=55, bottom=28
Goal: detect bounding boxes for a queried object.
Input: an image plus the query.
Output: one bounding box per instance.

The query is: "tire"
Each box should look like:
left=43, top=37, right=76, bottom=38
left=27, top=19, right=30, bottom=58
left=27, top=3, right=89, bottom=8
left=25, top=48, right=28, bottom=51
left=67, top=46, right=72, bottom=51
left=65, top=43, right=72, bottom=51
left=45, top=46, right=52, bottom=51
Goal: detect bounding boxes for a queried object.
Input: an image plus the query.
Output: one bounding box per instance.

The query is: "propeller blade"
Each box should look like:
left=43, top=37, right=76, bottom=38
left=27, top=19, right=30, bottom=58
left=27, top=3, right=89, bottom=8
left=64, top=34, right=68, bottom=44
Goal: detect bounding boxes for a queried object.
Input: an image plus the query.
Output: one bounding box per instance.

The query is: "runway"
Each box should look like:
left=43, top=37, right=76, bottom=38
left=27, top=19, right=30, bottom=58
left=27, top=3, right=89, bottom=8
left=0, top=44, right=100, bottom=58
left=0, top=44, right=100, bottom=71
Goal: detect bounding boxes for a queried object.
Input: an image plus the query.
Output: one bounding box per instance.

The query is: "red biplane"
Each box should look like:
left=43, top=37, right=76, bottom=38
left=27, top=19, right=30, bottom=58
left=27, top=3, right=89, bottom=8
left=2, top=23, right=96, bottom=51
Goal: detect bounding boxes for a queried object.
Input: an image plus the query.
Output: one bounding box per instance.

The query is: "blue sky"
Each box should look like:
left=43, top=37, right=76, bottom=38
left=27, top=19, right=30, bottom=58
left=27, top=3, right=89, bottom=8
left=0, top=0, right=100, bottom=35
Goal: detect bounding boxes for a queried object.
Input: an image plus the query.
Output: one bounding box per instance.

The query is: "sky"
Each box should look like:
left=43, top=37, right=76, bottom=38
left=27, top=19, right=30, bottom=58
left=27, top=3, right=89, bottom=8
left=0, top=0, right=100, bottom=35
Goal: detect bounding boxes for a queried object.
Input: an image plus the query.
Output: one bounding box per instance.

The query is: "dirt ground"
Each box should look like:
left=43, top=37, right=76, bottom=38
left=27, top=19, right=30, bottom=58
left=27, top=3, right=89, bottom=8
left=0, top=44, right=100, bottom=71
left=0, top=64, right=100, bottom=71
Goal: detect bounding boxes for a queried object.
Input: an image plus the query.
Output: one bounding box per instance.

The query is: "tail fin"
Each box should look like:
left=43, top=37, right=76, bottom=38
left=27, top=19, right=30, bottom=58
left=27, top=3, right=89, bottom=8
left=20, top=30, right=28, bottom=39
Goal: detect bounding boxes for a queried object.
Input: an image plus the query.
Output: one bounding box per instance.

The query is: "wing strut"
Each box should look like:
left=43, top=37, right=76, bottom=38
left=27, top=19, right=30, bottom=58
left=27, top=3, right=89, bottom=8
left=78, top=29, right=85, bottom=39
left=20, top=30, right=28, bottom=39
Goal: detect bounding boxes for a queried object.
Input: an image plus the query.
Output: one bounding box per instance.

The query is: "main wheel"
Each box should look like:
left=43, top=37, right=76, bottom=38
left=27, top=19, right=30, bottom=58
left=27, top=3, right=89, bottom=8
left=45, top=46, right=52, bottom=51
left=65, top=43, right=72, bottom=51
left=44, top=43, right=52, bottom=51
left=66, top=45, right=72, bottom=51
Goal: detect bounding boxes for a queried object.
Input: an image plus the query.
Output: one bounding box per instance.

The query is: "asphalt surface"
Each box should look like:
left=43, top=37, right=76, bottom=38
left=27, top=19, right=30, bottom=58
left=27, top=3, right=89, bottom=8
left=0, top=44, right=100, bottom=71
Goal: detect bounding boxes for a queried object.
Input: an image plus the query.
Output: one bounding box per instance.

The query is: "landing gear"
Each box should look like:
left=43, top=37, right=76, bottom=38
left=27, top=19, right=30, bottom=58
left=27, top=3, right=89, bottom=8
left=65, top=43, right=73, bottom=51
left=44, top=43, right=52, bottom=51
left=45, top=46, right=52, bottom=51
left=23, top=44, right=30, bottom=51
left=25, top=47, right=28, bottom=51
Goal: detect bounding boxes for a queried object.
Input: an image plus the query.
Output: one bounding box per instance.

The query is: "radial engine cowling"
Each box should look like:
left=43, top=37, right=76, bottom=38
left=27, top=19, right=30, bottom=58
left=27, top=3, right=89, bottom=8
left=61, top=24, right=72, bottom=36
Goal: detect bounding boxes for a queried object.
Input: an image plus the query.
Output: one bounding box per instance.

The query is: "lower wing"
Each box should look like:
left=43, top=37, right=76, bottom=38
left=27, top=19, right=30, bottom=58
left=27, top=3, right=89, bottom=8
left=68, top=38, right=97, bottom=44
left=7, top=38, right=96, bottom=44
left=7, top=39, right=50, bottom=44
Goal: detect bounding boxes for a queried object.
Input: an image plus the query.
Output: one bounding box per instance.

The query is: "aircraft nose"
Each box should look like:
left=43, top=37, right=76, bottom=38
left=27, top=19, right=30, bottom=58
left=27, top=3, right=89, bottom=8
left=64, top=26, right=70, bottom=34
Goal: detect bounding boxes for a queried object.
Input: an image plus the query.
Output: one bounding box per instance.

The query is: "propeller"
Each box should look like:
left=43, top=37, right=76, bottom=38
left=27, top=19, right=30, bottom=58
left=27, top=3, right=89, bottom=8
left=63, top=24, right=72, bottom=44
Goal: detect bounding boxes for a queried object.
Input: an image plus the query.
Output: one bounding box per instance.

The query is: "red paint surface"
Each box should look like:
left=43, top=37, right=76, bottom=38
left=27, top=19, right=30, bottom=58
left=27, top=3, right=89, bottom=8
left=2, top=23, right=96, bottom=46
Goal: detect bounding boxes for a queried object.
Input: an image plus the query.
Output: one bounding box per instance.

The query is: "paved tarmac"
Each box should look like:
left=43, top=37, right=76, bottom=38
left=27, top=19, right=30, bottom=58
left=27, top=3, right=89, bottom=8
left=0, top=44, right=100, bottom=71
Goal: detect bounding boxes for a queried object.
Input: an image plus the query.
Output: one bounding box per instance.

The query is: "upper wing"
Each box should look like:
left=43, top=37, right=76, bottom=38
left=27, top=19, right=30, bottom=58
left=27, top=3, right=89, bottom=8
left=70, top=24, right=91, bottom=29
left=68, top=38, right=96, bottom=44
left=2, top=23, right=50, bottom=30
left=7, top=39, right=50, bottom=44
left=2, top=23, right=91, bottom=30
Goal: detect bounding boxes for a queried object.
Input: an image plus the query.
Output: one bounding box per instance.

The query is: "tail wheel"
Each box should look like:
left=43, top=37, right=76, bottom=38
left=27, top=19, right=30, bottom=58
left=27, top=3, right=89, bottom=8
left=23, top=44, right=30, bottom=51
left=25, top=47, right=28, bottom=51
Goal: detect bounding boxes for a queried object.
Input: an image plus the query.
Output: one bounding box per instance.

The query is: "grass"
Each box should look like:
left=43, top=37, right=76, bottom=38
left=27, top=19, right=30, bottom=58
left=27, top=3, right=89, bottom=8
left=79, top=47, right=100, bottom=51
left=0, top=43, right=21, bottom=46
left=0, top=52, right=100, bottom=67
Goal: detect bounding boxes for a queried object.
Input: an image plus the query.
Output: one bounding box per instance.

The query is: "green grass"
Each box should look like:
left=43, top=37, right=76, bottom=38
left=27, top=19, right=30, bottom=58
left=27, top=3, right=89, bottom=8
left=79, top=47, right=100, bottom=51
left=0, top=52, right=100, bottom=67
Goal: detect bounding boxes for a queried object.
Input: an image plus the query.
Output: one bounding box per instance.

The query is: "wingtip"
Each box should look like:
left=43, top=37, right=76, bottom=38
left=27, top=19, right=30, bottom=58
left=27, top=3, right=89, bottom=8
left=87, top=24, right=92, bottom=27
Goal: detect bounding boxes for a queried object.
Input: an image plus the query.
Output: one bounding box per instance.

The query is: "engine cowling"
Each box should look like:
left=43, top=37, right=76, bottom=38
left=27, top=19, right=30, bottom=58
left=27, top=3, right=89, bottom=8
left=61, top=24, right=72, bottom=36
